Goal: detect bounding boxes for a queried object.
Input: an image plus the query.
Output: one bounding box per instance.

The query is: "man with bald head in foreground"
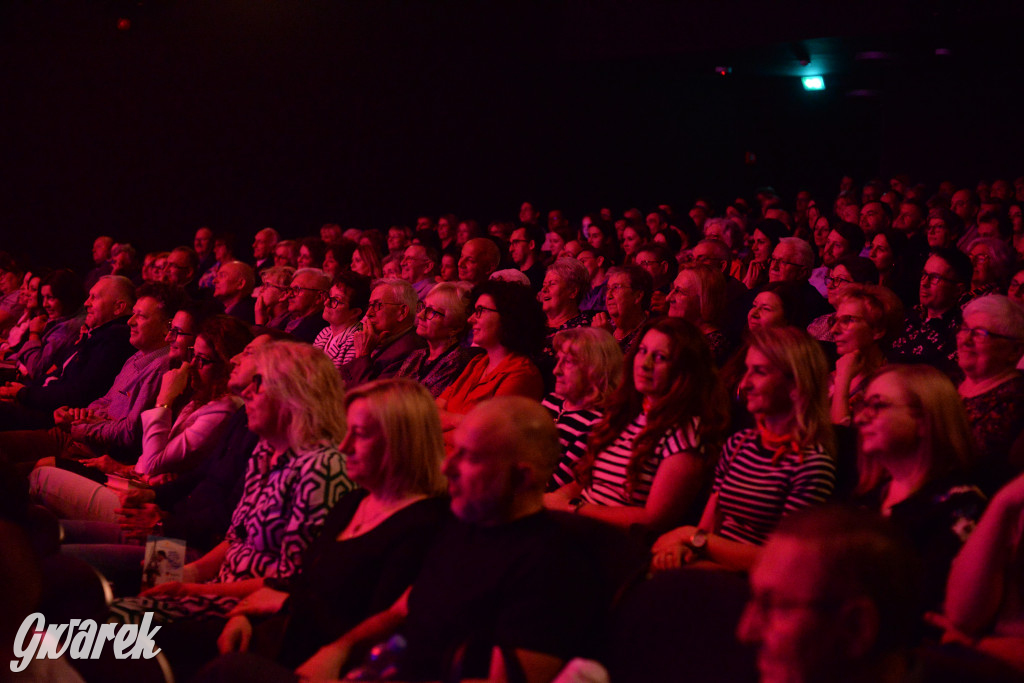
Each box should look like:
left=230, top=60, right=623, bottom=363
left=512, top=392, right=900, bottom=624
left=234, top=397, right=612, bottom=682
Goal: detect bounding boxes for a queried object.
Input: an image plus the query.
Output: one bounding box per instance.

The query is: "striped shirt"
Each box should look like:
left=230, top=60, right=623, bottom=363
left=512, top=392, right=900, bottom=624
left=313, top=323, right=360, bottom=369
left=541, top=394, right=603, bottom=491
left=581, top=412, right=702, bottom=507
left=712, top=429, right=835, bottom=546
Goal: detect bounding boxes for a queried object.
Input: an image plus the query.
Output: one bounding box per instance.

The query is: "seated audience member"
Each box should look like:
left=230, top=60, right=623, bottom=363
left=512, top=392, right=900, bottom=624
left=82, top=236, right=114, bottom=292
left=539, top=257, right=593, bottom=356
left=667, top=264, right=733, bottom=365
left=738, top=507, right=923, bottom=683
left=457, top=237, right=501, bottom=287
left=199, top=233, right=237, bottom=289
left=281, top=267, right=330, bottom=343
left=809, top=221, right=865, bottom=296
left=313, top=270, right=372, bottom=370
left=254, top=265, right=294, bottom=328
left=807, top=256, right=878, bottom=342
left=350, top=243, right=383, bottom=280
left=110, top=242, right=141, bottom=284
left=509, top=224, right=547, bottom=290
left=0, top=270, right=42, bottom=357
left=396, top=282, right=478, bottom=398
left=274, top=397, right=612, bottom=682
left=216, top=379, right=449, bottom=668
left=401, top=243, right=439, bottom=300
left=746, top=280, right=813, bottom=332
left=741, top=219, right=787, bottom=291
left=619, top=222, right=650, bottom=264
left=0, top=281, right=176, bottom=462
left=320, top=223, right=344, bottom=248
left=0, top=253, right=27, bottom=340
left=321, top=241, right=354, bottom=279
left=956, top=295, right=1024, bottom=495
left=381, top=254, right=401, bottom=280
left=542, top=327, right=623, bottom=491
left=828, top=283, right=904, bottom=426
left=547, top=318, right=728, bottom=532
left=560, top=239, right=583, bottom=259
left=28, top=315, right=252, bottom=521
left=110, top=341, right=353, bottom=624
left=593, top=264, right=653, bottom=354
left=576, top=246, right=609, bottom=315
left=341, top=279, right=426, bottom=389
left=162, top=246, right=201, bottom=298
left=966, top=237, right=1014, bottom=301
left=0, top=274, right=135, bottom=430
left=212, top=260, right=256, bottom=325
left=767, top=236, right=831, bottom=319
left=634, top=243, right=678, bottom=315
left=936, top=471, right=1024, bottom=673
left=387, top=224, right=413, bottom=258
left=691, top=237, right=751, bottom=331
left=438, top=252, right=458, bottom=282
left=252, top=227, right=279, bottom=273
left=1007, top=265, right=1024, bottom=310
left=194, top=226, right=216, bottom=282
left=890, top=247, right=972, bottom=378
left=8, top=268, right=86, bottom=381
left=926, top=207, right=964, bottom=251
left=651, top=327, right=836, bottom=573
left=438, top=280, right=545, bottom=433
left=850, top=364, right=986, bottom=610
left=141, top=251, right=164, bottom=284
left=297, top=237, right=327, bottom=270
left=868, top=227, right=917, bottom=306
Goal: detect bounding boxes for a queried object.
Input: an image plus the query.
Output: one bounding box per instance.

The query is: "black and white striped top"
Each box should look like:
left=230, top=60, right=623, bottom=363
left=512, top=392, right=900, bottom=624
left=542, top=394, right=603, bottom=491
left=712, top=429, right=835, bottom=546
left=580, top=412, right=702, bottom=507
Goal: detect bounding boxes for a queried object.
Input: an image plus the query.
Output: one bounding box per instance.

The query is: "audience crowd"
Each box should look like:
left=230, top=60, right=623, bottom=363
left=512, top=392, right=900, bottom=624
left=3, top=173, right=1024, bottom=681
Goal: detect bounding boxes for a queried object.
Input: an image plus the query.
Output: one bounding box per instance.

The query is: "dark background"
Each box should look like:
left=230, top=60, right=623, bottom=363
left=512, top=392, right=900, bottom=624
left=2, top=1, right=1023, bottom=271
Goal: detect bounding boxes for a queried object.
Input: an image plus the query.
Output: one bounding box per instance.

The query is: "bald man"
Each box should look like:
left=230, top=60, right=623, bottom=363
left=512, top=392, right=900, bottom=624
left=281, top=397, right=616, bottom=682
left=458, top=238, right=500, bottom=287
left=213, top=260, right=256, bottom=325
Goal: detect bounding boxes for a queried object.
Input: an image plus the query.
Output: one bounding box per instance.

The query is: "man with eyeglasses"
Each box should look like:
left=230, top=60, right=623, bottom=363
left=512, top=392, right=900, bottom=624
left=809, top=223, right=864, bottom=296
left=738, top=507, right=924, bottom=683
left=634, top=244, right=677, bottom=316
left=161, top=246, right=201, bottom=299
left=509, top=225, right=546, bottom=292
left=340, top=279, right=426, bottom=389
left=889, top=248, right=971, bottom=379
left=401, top=244, right=439, bottom=300
left=213, top=261, right=256, bottom=326
left=767, top=237, right=831, bottom=320
left=281, top=268, right=330, bottom=344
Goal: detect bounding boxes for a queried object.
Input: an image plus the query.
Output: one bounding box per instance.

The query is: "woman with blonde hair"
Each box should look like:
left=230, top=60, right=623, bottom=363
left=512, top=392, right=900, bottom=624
left=666, top=263, right=731, bottom=364
left=652, top=326, right=836, bottom=572
left=255, top=265, right=296, bottom=327
left=350, top=243, right=383, bottom=280
left=111, top=341, right=354, bottom=624
left=851, top=363, right=985, bottom=608
left=397, top=282, right=478, bottom=397
left=541, top=327, right=624, bottom=490
left=217, top=379, right=449, bottom=667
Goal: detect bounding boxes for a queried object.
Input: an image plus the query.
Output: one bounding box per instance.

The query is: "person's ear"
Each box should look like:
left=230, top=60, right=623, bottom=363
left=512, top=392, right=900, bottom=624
left=838, top=596, right=880, bottom=660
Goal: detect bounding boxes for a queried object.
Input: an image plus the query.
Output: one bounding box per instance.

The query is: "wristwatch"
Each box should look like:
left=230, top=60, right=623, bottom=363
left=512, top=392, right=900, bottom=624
left=686, top=528, right=709, bottom=558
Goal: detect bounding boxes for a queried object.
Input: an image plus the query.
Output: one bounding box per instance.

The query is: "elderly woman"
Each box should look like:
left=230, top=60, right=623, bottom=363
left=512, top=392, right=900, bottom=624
left=350, top=243, right=383, bottom=280
left=8, top=269, right=86, bottom=380
left=666, top=264, right=732, bottom=364
left=397, top=282, right=478, bottom=397
left=314, top=271, right=372, bottom=369
left=851, top=364, right=986, bottom=609
left=967, top=237, right=1015, bottom=301
left=651, top=327, right=836, bottom=572
left=806, top=256, right=879, bottom=342
left=540, top=257, right=593, bottom=354
left=110, top=341, right=354, bottom=624
left=542, top=327, right=623, bottom=491
left=957, top=294, right=1024, bottom=495
left=28, top=315, right=254, bottom=520
left=593, top=264, right=652, bottom=354
left=546, top=318, right=729, bottom=532
left=255, top=265, right=296, bottom=328
left=216, top=379, right=449, bottom=667
left=828, top=283, right=904, bottom=426
left=437, top=280, right=545, bottom=433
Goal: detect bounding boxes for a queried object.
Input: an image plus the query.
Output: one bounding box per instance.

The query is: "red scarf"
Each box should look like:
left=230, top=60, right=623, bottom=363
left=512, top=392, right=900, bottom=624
left=756, top=419, right=803, bottom=464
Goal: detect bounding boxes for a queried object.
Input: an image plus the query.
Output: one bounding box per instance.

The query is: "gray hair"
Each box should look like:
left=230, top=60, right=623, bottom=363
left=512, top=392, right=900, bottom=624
left=374, top=278, right=418, bottom=314
left=545, top=257, right=591, bottom=304
left=962, top=294, right=1024, bottom=340
left=967, top=237, right=1015, bottom=285
left=777, top=237, right=815, bottom=269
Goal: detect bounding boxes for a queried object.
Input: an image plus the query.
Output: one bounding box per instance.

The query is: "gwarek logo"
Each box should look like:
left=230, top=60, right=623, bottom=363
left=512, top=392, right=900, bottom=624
left=10, top=612, right=162, bottom=673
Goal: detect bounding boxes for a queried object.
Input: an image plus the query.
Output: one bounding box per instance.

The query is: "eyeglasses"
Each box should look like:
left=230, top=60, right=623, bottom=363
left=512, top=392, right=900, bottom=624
left=851, top=396, right=914, bottom=421
left=635, top=259, right=662, bottom=268
left=957, top=324, right=1018, bottom=343
left=166, top=326, right=197, bottom=341
left=606, top=284, right=635, bottom=294
left=193, top=353, right=219, bottom=369
left=263, top=283, right=289, bottom=293
left=831, top=314, right=866, bottom=330
left=325, top=296, right=349, bottom=309
left=920, top=271, right=957, bottom=286
left=285, top=286, right=325, bottom=297
left=417, top=301, right=445, bottom=321
left=825, top=275, right=853, bottom=289
left=471, top=304, right=499, bottom=317
left=769, top=257, right=803, bottom=269
left=367, top=301, right=403, bottom=313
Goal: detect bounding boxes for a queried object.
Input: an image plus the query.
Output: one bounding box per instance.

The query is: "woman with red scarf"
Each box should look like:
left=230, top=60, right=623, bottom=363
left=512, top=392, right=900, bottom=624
left=651, top=326, right=837, bottom=572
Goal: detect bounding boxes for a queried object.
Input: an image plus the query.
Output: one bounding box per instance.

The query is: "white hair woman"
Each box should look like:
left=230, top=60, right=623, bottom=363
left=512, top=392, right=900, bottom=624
left=957, top=294, right=1024, bottom=494
left=397, top=282, right=478, bottom=397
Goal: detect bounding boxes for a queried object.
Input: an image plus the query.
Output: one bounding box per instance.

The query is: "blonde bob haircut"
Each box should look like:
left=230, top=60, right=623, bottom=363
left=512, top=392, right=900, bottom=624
left=425, top=281, right=473, bottom=332
left=251, top=341, right=347, bottom=449
left=855, top=364, right=975, bottom=495
left=678, top=264, right=727, bottom=327
left=834, top=282, right=905, bottom=346
left=748, top=326, right=835, bottom=457
left=551, top=327, right=624, bottom=408
left=344, top=379, right=447, bottom=499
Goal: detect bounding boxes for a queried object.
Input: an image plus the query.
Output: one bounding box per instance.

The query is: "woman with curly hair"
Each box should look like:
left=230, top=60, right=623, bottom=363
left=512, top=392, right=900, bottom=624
left=546, top=317, right=729, bottom=532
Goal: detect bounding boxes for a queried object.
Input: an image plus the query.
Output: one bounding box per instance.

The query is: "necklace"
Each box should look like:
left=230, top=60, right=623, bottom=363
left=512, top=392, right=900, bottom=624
left=340, top=493, right=426, bottom=540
